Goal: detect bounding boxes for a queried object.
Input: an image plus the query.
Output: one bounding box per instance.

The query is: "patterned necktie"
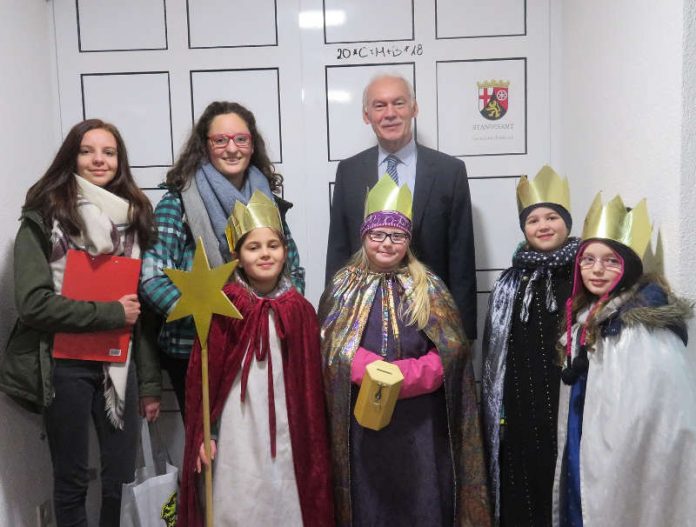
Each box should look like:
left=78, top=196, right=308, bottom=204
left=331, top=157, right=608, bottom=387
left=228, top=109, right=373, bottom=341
left=385, top=155, right=399, bottom=184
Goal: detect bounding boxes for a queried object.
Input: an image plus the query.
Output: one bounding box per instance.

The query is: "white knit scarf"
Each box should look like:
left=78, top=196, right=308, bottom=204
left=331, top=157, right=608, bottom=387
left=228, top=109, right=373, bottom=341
left=49, top=175, right=140, bottom=429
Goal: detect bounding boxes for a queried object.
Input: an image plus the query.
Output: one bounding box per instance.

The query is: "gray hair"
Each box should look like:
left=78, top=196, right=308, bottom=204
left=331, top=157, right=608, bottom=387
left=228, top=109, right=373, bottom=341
left=362, top=73, right=416, bottom=111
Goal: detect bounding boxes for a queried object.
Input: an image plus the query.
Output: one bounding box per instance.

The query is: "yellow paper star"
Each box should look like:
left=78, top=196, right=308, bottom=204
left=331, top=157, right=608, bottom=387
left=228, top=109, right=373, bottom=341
left=164, top=237, right=242, bottom=345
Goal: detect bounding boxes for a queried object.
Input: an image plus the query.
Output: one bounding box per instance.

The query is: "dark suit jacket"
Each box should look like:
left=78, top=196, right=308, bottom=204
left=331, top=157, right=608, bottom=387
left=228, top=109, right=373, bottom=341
left=325, top=144, right=478, bottom=339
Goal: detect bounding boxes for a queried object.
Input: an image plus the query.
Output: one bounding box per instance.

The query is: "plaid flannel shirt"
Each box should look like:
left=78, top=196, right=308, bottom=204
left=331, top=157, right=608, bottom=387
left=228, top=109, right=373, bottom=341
left=139, top=190, right=305, bottom=358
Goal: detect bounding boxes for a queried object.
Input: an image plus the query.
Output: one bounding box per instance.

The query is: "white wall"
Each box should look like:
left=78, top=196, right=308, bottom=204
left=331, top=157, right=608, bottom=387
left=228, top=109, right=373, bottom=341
left=557, top=0, right=686, bottom=281
left=556, top=0, right=696, bottom=341
left=0, top=1, right=61, bottom=525
left=555, top=0, right=696, bottom=345
left=680, top=3, right=696, bottom=311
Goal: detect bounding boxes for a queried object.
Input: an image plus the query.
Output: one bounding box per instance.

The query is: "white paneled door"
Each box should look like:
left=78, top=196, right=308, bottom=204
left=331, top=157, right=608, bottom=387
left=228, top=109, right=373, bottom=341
left=53, top=0, right=551, bottom=405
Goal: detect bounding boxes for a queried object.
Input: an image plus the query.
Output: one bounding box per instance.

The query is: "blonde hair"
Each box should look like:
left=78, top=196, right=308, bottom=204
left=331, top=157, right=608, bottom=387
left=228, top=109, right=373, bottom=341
left=348, top=247, right=431, bottom=329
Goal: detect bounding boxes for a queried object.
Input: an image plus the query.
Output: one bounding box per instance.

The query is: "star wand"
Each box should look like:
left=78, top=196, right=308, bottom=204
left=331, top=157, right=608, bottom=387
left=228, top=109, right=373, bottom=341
left=165, top=237, right=242, bottom=527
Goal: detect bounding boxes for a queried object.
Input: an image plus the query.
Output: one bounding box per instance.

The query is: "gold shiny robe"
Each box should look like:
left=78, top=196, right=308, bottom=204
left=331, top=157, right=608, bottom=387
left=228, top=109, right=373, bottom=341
left=319, top=265, right=491, bottom=526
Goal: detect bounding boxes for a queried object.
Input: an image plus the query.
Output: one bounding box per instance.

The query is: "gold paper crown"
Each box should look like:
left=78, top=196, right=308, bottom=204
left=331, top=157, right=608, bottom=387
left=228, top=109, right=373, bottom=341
left=642, top=230, right=664, bottom=275
left=225, top=191, right=283, bottom=252
left=582, top=193, right=653, bottom=261
left=364, top=174, right=413, bottom=219
left=516, top=165, right=571, bottom=214
left=477, top=79, right=510, bottom=89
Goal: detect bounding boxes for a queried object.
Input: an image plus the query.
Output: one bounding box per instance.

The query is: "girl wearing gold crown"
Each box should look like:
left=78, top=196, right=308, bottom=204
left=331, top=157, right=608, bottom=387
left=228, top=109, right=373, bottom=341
left=319, top=175, right=490, bottom=527
left=482, top=166, right=580, bottom=527
left=553, top=195, right=696, bottom=526
left=177, top=191, right=333, bottom=526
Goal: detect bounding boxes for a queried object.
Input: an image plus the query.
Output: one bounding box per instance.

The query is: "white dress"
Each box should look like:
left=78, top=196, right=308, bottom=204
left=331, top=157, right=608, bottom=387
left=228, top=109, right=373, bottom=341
left=212, top=311, right=303, bottom=526
left=553, top=322, right=696, bottom=526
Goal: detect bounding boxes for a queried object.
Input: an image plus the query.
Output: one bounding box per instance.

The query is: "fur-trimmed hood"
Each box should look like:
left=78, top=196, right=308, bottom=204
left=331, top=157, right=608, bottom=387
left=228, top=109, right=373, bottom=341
left=599, top=276, right=694, bottom=345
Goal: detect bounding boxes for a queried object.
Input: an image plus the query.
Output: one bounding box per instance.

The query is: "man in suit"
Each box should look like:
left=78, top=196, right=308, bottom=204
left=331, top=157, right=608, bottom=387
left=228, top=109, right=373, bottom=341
left=325, top=74, right=478, bottom=339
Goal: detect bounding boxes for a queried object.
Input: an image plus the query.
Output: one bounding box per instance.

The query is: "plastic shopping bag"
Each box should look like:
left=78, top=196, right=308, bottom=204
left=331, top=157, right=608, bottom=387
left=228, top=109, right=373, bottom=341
left=120, top=419, right=178, bottom=527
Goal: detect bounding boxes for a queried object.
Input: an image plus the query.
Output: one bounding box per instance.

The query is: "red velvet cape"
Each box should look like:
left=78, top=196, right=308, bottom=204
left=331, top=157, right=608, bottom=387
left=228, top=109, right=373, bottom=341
left=178, top=282, right=334, bottom=526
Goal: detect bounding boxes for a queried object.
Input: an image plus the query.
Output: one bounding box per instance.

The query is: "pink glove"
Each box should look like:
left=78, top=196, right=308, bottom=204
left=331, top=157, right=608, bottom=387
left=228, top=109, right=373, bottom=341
left=351, top=347, right=382, bottom=385
left=393, top=349, right=443, bottom=399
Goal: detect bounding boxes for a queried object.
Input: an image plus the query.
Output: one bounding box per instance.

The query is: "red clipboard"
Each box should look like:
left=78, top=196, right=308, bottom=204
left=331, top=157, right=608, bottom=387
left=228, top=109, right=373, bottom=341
left=53, top=250, right=142, bottom=363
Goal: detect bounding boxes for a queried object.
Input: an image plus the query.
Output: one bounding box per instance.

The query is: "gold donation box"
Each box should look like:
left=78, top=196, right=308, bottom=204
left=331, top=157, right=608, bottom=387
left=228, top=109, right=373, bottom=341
left=354, top=360, right=404, bottom=431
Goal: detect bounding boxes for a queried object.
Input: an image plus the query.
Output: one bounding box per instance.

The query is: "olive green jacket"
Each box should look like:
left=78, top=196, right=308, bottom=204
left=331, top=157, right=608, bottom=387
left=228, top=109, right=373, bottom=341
left=0, top=209, right=161, bottom=412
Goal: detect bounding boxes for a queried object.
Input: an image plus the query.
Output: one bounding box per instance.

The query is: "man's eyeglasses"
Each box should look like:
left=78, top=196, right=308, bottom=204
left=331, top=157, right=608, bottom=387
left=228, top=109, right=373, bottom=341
left=579, top=255, right=622, bottom=271
left=367, top=230, right=410, bottom=244
left=208, top=133, right=253, bottom=149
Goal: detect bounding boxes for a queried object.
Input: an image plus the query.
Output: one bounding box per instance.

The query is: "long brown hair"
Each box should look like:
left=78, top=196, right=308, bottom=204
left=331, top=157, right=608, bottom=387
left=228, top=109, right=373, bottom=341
left=23, top=119, right=155, bottom=249
left=166, top=101, right=282, bottom=193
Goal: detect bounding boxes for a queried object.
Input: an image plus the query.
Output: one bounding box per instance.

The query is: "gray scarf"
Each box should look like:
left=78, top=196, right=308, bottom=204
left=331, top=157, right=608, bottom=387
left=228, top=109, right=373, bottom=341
left=194, top=162, right=273, bottom=260
left=512, top=237, right=581, bottom=323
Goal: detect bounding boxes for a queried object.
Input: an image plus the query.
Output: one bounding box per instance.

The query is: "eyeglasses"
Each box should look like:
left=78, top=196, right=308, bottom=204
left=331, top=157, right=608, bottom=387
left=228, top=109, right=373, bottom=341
left=208, top=133, right=253, bottom=149
left=367, top=230, right=410, bottom=244
left=579, top=255, right=622, bottom=270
